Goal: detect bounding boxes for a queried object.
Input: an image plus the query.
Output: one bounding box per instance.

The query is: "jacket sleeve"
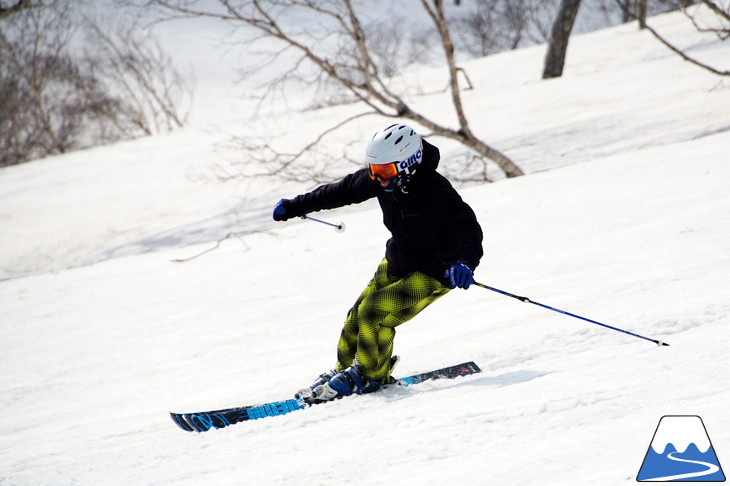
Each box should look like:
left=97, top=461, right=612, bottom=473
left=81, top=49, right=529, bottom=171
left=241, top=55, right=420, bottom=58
left=288, top=168, right=379, bottom=217
left=433, top=176, right=484, bottom=270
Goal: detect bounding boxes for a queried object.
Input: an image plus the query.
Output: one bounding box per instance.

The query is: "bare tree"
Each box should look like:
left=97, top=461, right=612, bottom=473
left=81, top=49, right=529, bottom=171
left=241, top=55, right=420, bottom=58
left=0, top=1, right=192, bottom=167
left=143, top=0, right=524, bottom=179
left=543, top=0, right=582, bottom=79
left=540, top=0, right=698, bottom=82
left=82, top=20, right=193, bottom=136
left=0, top=1, right=94, bottom=164
left=613, top=0, right=639, bottom=22
left=451, top=0, right=509, bottom=57
left=610, top=0, right=697, bottom=24
left=451, top=0, right=557, bottom=57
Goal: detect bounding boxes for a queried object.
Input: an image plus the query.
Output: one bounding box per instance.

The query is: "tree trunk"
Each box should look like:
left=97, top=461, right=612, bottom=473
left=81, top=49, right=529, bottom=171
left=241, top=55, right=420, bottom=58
left=0, top=0, right=31, bottom=20
left=637, top=0, right=648, bottom=29
left=423, top=0, right=524, bottom=178
left=542, top=0, right=582, bottom=79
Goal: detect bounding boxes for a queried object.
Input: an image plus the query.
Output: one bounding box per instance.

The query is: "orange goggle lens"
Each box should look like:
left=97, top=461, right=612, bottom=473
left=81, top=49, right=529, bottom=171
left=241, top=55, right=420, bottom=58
left=368, top=162, right=398, bottom=181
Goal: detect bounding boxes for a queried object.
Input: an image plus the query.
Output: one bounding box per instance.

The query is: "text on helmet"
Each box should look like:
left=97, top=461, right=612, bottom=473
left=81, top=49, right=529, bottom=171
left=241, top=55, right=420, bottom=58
left=399, top=149, right=422, bottom=170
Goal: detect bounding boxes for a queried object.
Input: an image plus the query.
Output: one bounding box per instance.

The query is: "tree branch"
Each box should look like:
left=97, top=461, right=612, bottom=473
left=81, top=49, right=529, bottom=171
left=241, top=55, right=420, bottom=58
left=644, top=20, right=730, bottom=76
left=0, top=0, right=33, bottom=20
left=702, top=0, right=730, bottom=24
left=144, top=0, right=524, bottom=179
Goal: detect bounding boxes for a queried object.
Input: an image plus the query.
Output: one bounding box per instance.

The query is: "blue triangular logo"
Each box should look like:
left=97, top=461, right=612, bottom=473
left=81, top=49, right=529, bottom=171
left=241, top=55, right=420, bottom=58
left=637, top=415, right=726, bottom=482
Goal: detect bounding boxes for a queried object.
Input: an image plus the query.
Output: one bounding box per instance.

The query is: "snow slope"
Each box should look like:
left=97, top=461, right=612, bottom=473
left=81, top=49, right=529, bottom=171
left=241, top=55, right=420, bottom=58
left=1, top=9, right=729, bottom=486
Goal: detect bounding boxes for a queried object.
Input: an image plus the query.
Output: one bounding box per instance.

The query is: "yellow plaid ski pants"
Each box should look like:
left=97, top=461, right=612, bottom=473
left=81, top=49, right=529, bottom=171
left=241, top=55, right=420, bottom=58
left=336, top=258, right=450, bottom=382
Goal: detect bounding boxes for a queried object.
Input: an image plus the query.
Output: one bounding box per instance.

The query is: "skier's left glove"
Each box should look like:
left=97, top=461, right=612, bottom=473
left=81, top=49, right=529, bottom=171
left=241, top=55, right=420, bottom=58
left=445, top=259, right=474, bottom=289
left=273, top=199, right=293, bottom=221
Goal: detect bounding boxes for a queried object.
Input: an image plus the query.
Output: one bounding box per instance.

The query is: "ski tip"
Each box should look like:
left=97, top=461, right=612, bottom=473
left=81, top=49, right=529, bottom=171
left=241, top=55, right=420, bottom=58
left=170, top=412, right=196, bottom=432
left=656, top=339, right=670, bottom=347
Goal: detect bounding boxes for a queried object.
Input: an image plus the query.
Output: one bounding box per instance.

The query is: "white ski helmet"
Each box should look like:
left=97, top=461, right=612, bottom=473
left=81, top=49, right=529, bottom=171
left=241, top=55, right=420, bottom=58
left=365, top=123, right=422, bottom=166
left=365, top=123, right=423, bottom=191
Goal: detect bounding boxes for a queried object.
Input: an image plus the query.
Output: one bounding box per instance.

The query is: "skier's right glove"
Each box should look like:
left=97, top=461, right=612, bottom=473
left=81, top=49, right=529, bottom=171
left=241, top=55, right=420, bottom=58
left=445, top=259, right=474, bottom=289
left=273, top=199, right=293, bottom=221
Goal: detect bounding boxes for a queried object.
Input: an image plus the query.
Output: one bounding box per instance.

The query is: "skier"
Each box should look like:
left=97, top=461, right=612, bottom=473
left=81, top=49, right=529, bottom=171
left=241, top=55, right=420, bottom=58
left=272, top=123, right=483, bottom=403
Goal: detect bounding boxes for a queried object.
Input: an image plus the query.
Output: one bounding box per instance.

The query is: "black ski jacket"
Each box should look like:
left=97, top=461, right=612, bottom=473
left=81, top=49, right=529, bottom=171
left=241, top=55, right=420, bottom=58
left=287, top=139, right=483, bottom=284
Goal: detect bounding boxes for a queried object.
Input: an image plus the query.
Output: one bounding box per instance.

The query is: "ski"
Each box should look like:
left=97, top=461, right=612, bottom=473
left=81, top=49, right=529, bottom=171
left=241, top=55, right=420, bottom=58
left=170, top=361, right=481, bottom=433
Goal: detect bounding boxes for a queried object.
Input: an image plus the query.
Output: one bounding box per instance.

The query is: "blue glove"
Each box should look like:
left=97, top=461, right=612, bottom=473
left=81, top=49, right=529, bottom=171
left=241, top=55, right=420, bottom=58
left=273, top=199, right=293, bottom=221
left=445, top=259, right=474, bottom=289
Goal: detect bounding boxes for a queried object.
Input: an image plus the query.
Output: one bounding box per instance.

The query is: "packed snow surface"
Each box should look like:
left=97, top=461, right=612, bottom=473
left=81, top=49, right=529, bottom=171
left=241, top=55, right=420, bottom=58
left=1, top=8, right=729, bottom=486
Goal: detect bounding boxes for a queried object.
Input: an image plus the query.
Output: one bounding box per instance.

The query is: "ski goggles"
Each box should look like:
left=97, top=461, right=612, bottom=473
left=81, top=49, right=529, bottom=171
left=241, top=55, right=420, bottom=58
left=368, top=162, right=399, bottom=181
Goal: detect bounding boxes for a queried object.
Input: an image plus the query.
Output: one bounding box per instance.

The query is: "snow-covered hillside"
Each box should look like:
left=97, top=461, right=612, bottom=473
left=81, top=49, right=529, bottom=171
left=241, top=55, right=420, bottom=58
left=1, top=8, right=729, bottom=486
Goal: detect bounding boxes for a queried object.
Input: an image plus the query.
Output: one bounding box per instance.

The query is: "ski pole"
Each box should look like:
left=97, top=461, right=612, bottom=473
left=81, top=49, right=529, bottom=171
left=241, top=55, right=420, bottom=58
left=301, top=215, right=346, bottom=233
left=473, top=281, right=669, bottom=347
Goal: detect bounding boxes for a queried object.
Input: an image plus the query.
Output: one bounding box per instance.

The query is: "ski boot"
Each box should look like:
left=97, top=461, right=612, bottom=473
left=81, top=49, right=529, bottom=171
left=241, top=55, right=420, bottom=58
left=306, top=362, right=381, bottom=403
left=296, top=356, right=401, bottom=403
left=294, top=369, right=338, bottom=400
